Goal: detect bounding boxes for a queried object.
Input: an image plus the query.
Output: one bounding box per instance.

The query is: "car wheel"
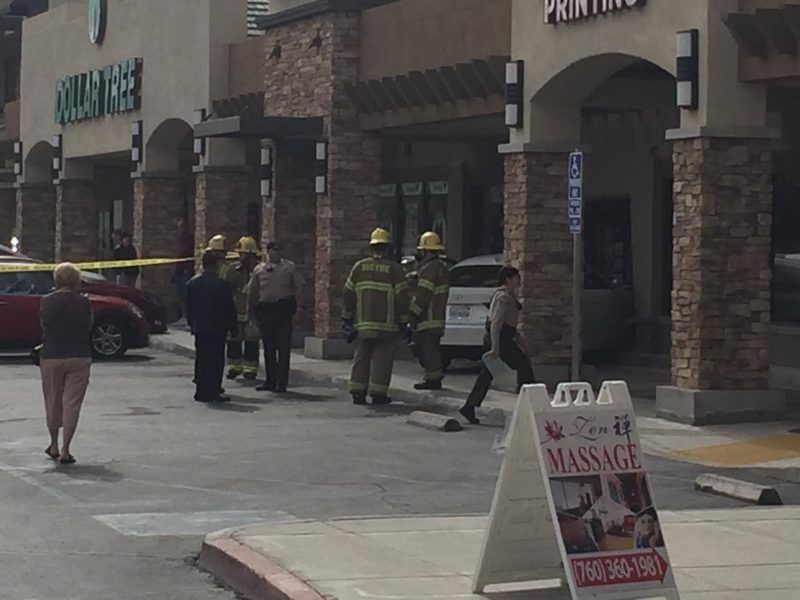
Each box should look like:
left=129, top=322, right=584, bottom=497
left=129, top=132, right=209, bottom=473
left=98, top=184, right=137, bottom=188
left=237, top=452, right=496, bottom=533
left=91, top=318, right=130, bottom=359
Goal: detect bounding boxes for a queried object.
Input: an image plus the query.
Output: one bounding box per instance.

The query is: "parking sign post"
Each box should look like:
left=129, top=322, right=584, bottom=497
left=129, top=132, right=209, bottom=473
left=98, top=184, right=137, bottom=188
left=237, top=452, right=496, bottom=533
left=568, top=151, right=583, bottom=381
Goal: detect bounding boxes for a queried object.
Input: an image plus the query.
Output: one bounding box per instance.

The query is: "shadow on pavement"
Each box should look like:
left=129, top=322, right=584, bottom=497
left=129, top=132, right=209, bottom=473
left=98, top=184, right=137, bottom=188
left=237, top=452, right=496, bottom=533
left=42, top=463, right=125, bottom=483
left=207, top=401, right=261, bottom=413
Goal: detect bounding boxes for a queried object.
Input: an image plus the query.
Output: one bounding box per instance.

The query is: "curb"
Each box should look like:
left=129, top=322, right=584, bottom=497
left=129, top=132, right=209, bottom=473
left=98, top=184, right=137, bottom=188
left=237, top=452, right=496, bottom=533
left=150, top=336, right=512, bottom=425
left=199, top=535, right=326, bottom=600
left=408, top=411, right=464, bottom=432
left=695, top=473, right=783, bottom=506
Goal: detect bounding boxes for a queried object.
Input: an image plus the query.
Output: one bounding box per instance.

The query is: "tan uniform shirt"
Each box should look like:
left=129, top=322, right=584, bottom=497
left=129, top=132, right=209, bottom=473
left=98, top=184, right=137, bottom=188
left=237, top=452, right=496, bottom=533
left=489, top=288, right=520, bottom=351
left=249, top=259, right=301, bottom=305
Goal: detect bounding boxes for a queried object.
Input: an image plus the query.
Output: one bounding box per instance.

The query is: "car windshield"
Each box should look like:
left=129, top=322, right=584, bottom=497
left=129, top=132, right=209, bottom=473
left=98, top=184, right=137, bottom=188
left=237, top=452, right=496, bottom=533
left=81, top=271, right=108, bottom=282
left=449, top=265, right=501, bottom=288
left=0, top=271, right=55, bottom=295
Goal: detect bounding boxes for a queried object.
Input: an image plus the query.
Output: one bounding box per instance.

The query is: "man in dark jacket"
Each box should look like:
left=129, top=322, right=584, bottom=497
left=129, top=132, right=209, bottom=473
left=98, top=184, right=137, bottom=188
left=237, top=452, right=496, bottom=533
left=113, top=233, right=140, bottom=287
left=186, top=251, right=238, bottom=403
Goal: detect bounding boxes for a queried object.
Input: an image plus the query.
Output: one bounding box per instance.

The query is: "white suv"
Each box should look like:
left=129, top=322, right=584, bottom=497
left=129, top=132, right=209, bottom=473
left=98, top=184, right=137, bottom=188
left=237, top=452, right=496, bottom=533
left=440, top=254, right=635, bottom=366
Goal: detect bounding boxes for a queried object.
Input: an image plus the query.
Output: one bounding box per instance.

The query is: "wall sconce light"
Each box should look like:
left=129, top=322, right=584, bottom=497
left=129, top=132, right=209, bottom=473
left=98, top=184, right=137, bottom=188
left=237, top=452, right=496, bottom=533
left=131, top=120, right=143, bottom=172
left=676, top=29, right=699, bottom=110
left=315, top=141, right=328, bottom=194
left=505, top=60, right=524, bottom=128
left=52, top=135, right=63, bottom=183
left=193, top=109, right=207, bottom=160
left=261, top=144, right=273, bottom=197
left=13, top=141, right=22, bottom=181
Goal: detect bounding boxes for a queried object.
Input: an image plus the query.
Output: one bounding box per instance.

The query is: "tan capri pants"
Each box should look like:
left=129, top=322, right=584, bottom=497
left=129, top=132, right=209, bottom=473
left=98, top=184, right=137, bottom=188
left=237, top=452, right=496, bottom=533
left=40, top=358, right=91, bottom=431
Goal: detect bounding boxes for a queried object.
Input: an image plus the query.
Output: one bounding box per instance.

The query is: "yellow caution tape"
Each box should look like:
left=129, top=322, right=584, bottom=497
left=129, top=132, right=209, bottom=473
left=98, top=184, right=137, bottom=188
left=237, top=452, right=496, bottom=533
left=0, top=257, right=195, bottom=273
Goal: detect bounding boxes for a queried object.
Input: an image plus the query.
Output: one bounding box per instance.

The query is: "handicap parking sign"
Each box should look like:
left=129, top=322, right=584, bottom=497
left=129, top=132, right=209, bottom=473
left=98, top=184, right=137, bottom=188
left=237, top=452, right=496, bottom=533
left=568, top=152, right=583, bottom=234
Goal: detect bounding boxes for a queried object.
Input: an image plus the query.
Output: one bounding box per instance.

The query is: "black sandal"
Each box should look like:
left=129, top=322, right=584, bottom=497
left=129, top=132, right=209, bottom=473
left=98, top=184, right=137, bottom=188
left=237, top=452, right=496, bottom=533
left=45, top=448, right=59, bottom=461
left=60, top=455, right=76, bottom=465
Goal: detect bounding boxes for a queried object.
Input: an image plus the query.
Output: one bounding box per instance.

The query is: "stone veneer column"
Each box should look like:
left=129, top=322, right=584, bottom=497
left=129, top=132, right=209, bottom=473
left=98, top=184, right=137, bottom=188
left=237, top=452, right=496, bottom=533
left=656, top=137, right=785, bottom=424
left=0, top=186, right=15, bottom=247
left=263, top=141, right=317, bottom=337
left=195, top=167, right=251, bottom=257
left=15, top=184, right=55, bottom=262
left=313, top=131, right=380, bottom=342
left=133, top=174, right=185, bottom=309
left=503, top=152, right=573, bottom=379
left=55, top=179, right=97, bottom=262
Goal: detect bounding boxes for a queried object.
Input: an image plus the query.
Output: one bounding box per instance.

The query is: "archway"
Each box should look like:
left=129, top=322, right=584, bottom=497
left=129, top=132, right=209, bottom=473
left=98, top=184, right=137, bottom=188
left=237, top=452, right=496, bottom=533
left=146, top=118, right=194, bottom=173
left=24, top=140, right=54, bottom=184
left=530, top=55, right=677, bottom=361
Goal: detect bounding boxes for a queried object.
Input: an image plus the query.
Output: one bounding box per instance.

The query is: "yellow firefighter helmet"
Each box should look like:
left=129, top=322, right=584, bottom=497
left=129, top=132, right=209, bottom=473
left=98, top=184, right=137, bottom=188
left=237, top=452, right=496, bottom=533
left=235, top=236, right=261, bottom=255
left=205, top=234, right=227, bottom=252
left=369, top=228, right=392, bottom=246
left=417, top=231, right=444, bottom=252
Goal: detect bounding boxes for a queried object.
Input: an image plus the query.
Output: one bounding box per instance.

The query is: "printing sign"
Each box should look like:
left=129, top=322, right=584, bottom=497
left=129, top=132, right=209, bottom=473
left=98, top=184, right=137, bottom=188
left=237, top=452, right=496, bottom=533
left=545, top=0, right=647, bottom=25
left=538, top=384, right=677, bottom=598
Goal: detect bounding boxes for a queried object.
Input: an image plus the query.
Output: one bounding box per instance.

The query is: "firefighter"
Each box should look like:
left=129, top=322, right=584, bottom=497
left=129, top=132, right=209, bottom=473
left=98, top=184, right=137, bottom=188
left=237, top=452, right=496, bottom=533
left=409, top=231, right=450, bottom=390
left=343, top=228, right=410, bottom=405
left=205, top=234, right=227, bottom=260
left=223, top=236, right=262, bottom=381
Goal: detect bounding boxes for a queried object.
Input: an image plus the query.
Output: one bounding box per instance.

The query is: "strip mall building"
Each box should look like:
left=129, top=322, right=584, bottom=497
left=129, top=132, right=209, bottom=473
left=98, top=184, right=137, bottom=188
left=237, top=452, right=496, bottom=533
left=3, top=0, right=800, bottom=422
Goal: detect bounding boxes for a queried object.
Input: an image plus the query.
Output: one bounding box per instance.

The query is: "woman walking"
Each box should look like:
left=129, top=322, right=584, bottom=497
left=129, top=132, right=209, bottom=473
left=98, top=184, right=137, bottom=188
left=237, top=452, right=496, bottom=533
left=40, top=263, right=93, bottom=465
left=459, top=266, right=535, bottom=425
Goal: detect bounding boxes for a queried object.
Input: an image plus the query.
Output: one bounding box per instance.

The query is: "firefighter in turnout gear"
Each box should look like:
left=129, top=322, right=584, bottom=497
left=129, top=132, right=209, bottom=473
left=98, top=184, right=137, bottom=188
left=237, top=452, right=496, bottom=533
left=410, top=231, right=450, bottom=390
left=222, top=237, right=261, bottom=380
left=343, top=228, right=410, bottom=405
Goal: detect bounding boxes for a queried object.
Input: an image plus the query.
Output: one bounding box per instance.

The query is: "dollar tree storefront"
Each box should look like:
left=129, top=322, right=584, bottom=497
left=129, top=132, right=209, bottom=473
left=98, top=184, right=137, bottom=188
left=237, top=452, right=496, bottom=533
left=15, top=0, right=261, bottom=314
left=507, top=0, right=800, bottom=423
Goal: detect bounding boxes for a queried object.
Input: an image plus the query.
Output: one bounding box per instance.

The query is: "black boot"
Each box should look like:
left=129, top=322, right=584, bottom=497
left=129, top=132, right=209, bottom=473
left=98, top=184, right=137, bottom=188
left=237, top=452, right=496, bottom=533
left=414, top=379, right=442, bottom=391
left=352, top=393, right=367, bottom=405
left=459, top=405, right=480, bottom=425
left=371, top=395, right=392, bottom=405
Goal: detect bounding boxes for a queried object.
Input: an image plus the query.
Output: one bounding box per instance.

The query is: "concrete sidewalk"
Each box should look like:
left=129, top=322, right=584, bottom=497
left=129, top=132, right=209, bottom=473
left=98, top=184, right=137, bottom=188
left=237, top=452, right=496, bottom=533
left=150, top=330, right=800, bottom=471
left=200, top=510, right=800, bottom=600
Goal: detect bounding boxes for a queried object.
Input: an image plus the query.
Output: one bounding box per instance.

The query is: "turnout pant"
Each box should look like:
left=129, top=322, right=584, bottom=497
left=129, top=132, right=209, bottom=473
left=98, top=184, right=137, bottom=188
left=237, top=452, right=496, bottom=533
left=414, top=331, right=444, bottom=382
left=465, top=327, right=535, bottom=409
left=256, top=302, right=293, bottom=390
left=350, top=336, right=400, bottom=398
left=227, top=322, right=260, bottom=377
left=194, top=332, right=227, bottom=401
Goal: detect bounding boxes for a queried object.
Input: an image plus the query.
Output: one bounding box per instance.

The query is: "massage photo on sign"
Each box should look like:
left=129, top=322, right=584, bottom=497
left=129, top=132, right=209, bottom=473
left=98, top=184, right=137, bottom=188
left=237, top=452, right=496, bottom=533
left=550, top=473, right=664, bottom=555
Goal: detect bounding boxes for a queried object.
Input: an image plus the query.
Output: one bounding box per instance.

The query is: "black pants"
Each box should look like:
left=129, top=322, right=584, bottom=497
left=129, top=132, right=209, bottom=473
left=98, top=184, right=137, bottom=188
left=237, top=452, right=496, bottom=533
left=194, top=332, right=226, bottom=401
left=465, top=328, right=535, bottom=409
left=256, top=302, right=293, bottom=390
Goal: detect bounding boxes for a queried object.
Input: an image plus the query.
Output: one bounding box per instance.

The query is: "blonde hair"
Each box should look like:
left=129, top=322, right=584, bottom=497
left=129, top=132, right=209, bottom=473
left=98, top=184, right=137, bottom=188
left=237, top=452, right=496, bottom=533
left=53, top=262, right=81, bottom=291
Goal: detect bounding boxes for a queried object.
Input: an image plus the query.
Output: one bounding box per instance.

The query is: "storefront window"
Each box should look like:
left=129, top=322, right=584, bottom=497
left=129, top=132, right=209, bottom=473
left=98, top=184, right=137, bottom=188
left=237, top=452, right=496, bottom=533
left=771, top=177, right=800, bottom=324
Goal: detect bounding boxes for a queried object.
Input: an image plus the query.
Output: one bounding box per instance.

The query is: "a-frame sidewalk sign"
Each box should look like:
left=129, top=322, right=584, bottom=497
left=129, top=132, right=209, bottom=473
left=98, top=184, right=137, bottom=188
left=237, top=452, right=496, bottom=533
left=473, top=381, right=679, bottom=600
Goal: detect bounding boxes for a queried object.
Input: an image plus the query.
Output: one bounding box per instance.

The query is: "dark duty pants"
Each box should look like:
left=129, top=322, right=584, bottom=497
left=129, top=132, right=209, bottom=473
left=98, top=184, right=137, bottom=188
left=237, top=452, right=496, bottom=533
left=256, top=301, right=293, bottom=390
left=465, top=328, right=535, bottom=409
left=194, top=332, right=226, bottom=401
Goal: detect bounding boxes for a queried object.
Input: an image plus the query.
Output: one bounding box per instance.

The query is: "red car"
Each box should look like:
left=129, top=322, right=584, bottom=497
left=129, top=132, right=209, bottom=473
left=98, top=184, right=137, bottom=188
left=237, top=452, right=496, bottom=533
left=0, top=264, right=150, bottom=359
left=80, top=271, right=168, bottom=334
left=0, top=249, right=168, bottom=334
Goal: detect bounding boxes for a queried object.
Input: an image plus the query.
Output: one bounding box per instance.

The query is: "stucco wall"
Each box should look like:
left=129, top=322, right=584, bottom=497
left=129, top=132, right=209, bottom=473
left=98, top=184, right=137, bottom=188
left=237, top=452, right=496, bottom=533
left=510, top=0, right=767, bottom=146
left=20, top=0, right=247, bottom=172
left=359, top=0, right=511, bottom=80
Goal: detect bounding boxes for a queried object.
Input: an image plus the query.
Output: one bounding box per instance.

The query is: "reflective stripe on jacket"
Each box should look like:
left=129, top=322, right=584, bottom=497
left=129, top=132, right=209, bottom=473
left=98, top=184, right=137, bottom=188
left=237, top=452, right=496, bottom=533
left=221, top=262, right=254, bottom=322
left=343, top=256, right=410, bottom=338
left=411, top=258, right=449, bottom=335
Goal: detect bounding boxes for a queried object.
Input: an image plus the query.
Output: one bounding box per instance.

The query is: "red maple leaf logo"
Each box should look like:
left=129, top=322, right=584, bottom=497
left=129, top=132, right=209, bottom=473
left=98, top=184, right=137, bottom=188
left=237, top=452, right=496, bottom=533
left=544, top=420, right=565, bottom=442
